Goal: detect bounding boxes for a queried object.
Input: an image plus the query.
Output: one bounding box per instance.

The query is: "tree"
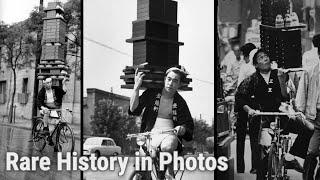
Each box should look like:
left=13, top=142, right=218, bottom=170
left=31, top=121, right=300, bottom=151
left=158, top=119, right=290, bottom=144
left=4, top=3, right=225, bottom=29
left=63, top=0, right=81, bottom=80
left=0, top=23, right=35, bottom=123
left=64, top=0, right=81, bottom=47
left=25, top=7, right=46, bottom=123
left=90, top=99, right=139, bottom=154
left=193, top=119, right=214, bottom=151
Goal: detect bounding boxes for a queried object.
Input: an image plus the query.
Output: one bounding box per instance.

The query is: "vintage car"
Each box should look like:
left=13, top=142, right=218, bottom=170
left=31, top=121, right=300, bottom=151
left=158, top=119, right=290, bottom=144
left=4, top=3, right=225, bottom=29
left=83, top=137, right=122, bottom=157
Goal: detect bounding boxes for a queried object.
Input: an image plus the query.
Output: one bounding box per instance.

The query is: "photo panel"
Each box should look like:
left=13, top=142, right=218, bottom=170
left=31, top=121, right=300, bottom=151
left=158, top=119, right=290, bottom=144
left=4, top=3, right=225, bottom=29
left=83, top=0, right=215, bottom=179
left=0, top=0, right=81, bottom=179
left=217, top=0, right=318, bottom=179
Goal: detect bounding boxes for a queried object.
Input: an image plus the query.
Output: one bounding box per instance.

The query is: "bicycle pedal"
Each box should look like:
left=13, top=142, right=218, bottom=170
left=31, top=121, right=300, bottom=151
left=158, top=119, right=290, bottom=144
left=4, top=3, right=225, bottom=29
left=48, top=140, right=54, bottom=146
left=47, top=137, right=54, bottom=146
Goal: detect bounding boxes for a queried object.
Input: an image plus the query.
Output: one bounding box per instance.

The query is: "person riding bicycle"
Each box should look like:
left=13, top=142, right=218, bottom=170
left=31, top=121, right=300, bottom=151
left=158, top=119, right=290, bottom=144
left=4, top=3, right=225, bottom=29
left=37, top=77, right=68, bottom=137
left=235, top=49, right=313, bottom=180
left=129, top=66, right=194, bottom=179
left=297, top=34, right=320, bottom=180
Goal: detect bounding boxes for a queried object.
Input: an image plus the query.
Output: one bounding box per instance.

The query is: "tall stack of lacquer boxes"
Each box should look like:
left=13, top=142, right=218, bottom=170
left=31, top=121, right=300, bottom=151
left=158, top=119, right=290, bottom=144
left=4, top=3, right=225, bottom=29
left=37, top=2, right=69, bottom=86
left=260, top=0, right=304, bottom=68
left=121, top=0, right=192, bottom=91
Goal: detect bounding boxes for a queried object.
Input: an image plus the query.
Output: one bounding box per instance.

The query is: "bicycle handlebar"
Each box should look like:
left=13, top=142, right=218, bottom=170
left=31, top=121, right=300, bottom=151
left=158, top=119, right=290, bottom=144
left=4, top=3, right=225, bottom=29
left=127, top=129, right=177, bottom=138
left=277, top=67, right=306, bottom=73
left=48, top=108, right=73, bottom=113
left=253, top=112, right=301, bottom=116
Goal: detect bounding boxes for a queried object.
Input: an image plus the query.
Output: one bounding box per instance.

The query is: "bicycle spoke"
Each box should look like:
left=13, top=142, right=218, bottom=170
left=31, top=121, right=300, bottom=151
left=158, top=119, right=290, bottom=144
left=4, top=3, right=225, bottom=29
left=56, top=124, right=74, bottom=153
left=32, top=120, right=46, bottom=152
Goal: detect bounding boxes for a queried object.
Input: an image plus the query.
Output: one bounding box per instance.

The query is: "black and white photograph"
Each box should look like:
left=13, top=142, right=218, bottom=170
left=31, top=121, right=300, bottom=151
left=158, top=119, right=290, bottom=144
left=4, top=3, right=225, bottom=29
left=0, top=0, right=81, bottom=179
left=5, top=0, right=320, bottom=180
left=83, top=0, right=214, bottom=179
left=218, top=0, right=320, bottom=180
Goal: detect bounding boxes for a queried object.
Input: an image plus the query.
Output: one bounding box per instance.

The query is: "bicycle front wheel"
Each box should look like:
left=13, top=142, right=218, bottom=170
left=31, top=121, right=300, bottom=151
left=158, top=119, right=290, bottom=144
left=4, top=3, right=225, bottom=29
left=56, top=123, right=75, bottom=154
left=268, top=143, right=280, bottom=180
left=129, top=171, right=152, bottom=180
left=32, top=119, right=46, bottom=152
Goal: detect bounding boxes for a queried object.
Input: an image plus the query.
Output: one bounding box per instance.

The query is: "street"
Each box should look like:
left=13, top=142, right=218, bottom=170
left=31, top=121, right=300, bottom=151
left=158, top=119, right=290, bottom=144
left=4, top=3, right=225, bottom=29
left=84, top=155, right=216, bottom=180
left=231, top=135, right=304, bottom=180
left=0, top=125, right=81, bottom=180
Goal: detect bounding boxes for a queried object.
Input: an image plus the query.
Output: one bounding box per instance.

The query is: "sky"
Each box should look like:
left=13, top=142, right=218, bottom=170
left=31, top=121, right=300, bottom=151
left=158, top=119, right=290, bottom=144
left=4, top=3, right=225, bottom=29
left=84, top=0, right=215, bottom=125
left=0, top=0, right=68, bottom=24
left=0, top=0, right=216, bottom=125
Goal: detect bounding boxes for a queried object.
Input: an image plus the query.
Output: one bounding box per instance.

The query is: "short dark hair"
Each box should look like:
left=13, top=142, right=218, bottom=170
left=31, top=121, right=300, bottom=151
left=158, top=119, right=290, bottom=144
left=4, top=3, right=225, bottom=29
left=228, top=37, right=240, bottom=46
left=312, top=34, right=320, bottom=48
left=165, top=67, right=186, bottom=82
left=252, top=49, right=269, bottom=66
left=240, top=43, right=256, bottom=57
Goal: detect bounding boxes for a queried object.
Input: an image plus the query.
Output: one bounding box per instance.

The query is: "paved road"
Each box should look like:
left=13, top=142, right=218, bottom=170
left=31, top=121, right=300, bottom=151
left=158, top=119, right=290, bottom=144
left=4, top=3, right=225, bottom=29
left=0, top=125, right=81, bottom=180
left=231, top=135, right=304, bottom=180
left=84, top=155, right=216, bottom=180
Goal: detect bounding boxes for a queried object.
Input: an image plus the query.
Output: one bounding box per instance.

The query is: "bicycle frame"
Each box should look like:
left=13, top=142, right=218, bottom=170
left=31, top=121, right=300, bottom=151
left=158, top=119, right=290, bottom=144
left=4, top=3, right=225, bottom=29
left=32, top=108, right=74, bottom=152
left=254, top=112, right=299, bottom=180
left=127, top=129, right=184, bottom=180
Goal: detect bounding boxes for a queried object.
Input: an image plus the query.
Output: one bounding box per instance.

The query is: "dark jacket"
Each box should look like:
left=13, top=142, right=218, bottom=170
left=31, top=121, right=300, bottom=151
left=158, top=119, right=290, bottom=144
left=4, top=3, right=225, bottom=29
left=235, top=69, right=283, bottom=127
left=128, top=88, right=194, bottom=142
left=37, top=86, right=66, bottom=109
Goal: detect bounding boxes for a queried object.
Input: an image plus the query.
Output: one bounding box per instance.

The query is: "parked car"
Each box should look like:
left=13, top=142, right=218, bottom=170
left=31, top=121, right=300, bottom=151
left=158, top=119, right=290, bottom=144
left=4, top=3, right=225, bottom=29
left=83, top=137, right=122, bottom=157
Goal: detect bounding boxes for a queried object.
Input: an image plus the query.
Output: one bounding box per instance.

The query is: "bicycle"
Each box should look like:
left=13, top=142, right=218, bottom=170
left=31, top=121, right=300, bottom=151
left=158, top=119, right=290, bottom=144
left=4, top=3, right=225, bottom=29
left=32, top=108, right=75, bottom=153
left=253, top=111, right=301, bottom=180
left=127, top=129, right=185, bottom=180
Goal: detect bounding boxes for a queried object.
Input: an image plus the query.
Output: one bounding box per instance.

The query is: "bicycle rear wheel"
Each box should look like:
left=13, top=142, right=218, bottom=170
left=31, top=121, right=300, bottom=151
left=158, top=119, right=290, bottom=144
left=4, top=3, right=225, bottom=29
left=268, top=143, right=280, bottom=180
left=32, top=119, right=46, bottom=151
left=56, top=123, right=75, bottom=153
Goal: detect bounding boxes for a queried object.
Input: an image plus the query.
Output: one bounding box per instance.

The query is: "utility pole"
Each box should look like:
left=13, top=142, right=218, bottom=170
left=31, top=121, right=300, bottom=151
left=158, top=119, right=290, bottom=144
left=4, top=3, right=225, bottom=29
left=31, top=0, right=44, bottom=127
left=39, top=0, right=43, bottom=11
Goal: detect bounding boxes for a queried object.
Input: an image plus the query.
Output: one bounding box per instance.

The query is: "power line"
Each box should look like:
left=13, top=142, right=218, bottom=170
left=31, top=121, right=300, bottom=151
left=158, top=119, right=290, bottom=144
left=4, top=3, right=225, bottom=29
left=84, top=37, right=132, bottom=58
left=84, top=36, right=215, bottom=85
left=193, top=78, right=214, bottom=85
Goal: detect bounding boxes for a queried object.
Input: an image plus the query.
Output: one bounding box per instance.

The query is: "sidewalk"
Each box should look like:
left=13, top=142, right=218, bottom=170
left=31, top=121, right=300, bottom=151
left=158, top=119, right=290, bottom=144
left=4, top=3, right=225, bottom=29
left=0, top=117, right=81, bottom=140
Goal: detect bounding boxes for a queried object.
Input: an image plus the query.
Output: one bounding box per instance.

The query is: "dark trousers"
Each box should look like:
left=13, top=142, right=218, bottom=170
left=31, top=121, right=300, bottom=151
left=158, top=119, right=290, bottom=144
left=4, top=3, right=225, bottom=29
left=284, top=118, right=314, bottom=159
left=236, top=124, right=247, bottom=173
left=303, top=118, right=320, bottom=180
left=236, top=113, right=260, bottom=173
left=256, top=145, right=268, bottom=180
left=249, top=121, right=260, bottom=171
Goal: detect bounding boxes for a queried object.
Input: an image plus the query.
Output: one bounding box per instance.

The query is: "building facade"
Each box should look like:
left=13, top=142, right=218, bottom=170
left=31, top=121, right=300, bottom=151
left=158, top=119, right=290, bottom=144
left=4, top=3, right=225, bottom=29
left=0, top=44, right=81, bottom=125
left=83, top=88, right=130, bottom=135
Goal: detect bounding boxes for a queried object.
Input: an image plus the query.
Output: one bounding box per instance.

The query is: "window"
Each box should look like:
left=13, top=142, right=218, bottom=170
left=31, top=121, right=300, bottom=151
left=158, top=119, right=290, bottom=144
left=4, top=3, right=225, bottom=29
left=101, top=140, right=108, bottom=146
left=102, top=139, right=114, bottom=146
left=22, top=78, right=28, bottom=93
left=0, top=81, right=6, bottom=104
left=118, top=106, right=123, bottom=114
left=108, top=140, right=115, bottom=146
left=18, top=78, right=28, bottom=104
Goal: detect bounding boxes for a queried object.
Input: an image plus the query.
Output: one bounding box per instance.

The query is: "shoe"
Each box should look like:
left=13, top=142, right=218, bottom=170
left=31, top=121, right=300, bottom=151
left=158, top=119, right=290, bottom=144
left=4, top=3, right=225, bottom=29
left=47, top=137, right=54, bottom=146
left=250, top=168, right=257, bottom=174
left=284, top=159, right=304, bottom=173
left=54, top=143, right=62, bottom=152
